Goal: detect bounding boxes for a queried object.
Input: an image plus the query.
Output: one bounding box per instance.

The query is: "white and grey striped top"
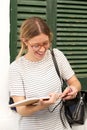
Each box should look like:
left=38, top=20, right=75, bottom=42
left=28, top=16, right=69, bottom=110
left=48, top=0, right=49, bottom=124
left=8, top=48, right=74, bottom=130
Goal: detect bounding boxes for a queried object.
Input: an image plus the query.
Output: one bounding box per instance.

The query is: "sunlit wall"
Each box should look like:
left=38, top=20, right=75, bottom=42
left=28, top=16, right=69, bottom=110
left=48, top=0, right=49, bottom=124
left=0, top=1, right=19, bottom=129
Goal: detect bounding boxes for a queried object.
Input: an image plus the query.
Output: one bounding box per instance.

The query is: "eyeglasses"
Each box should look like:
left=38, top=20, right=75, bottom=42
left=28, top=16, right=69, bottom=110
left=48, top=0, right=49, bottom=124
left=29, top=41, right=50, bottom=51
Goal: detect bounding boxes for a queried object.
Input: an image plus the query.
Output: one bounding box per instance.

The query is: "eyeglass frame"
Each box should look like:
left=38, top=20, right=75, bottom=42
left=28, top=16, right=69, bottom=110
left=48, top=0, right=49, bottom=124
left=29, top=41, right=50, bottom=51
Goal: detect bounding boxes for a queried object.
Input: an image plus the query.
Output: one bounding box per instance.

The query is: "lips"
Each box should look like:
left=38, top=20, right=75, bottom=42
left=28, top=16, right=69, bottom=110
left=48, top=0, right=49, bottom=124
left=35, top=51, right=45, bottom=59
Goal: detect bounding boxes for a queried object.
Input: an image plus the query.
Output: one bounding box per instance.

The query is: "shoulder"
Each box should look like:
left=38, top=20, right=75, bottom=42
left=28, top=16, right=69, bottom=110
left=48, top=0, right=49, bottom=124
left=53, top=48, right=64, bottom=55
left=52, top=48, right=69, bottom=67
left=9, top=57, right=24, bottom=71
left=52, top=48, right=66, bottom=60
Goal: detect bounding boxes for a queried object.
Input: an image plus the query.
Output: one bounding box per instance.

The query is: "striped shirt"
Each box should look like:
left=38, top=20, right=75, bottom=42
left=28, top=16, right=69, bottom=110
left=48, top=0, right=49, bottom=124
left=8, top=48, right=74, bottom=130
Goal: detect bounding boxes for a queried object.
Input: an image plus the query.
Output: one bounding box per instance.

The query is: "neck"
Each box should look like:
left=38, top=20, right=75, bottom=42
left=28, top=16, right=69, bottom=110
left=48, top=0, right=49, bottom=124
left=24, top=53, right=37, bottom=62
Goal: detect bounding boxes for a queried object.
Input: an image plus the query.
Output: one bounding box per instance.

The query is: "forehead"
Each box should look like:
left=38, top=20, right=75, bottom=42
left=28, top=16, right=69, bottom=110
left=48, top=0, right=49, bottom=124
left=29, top=33, right=49, bottom=44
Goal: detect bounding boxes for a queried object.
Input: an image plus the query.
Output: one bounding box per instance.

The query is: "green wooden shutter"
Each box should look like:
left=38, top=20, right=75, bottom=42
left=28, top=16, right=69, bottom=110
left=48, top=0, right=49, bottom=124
left=56, top=0, right=87, bottom=90
left=10, top=0, right=49, bottom=62
left=10, top=0, right=17, bottom=63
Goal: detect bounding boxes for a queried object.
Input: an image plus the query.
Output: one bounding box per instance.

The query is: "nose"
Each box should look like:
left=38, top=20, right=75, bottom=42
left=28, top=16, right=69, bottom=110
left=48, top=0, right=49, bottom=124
left=39, top=46, right=46, bottom=52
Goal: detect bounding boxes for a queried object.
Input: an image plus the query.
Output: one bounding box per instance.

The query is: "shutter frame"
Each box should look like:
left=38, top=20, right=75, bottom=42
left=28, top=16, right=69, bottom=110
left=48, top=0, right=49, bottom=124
left=10, top=0, right=17, bottom=62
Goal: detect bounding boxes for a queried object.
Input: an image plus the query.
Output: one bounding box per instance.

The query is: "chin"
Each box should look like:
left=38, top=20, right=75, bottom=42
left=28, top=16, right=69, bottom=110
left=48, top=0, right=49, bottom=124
left=36, top=56, right=44, bottom=61
left=36, top=55, right=45, bottom=61
left=34, top=53, right=45, bottom=61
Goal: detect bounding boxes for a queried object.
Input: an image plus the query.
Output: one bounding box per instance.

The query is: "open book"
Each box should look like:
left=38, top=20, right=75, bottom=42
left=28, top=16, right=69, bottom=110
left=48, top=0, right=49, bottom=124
left=9, top=96, right=50, bottom=108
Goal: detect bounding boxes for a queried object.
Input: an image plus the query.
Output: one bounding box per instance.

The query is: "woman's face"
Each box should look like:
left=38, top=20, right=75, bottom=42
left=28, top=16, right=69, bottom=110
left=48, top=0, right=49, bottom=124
left=25, top=33, right=50, bottom=61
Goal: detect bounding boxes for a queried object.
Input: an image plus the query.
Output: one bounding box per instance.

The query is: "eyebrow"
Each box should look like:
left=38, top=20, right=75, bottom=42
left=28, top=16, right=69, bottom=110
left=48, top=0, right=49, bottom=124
left=31, top=41, right=48, bottom=45
left=31, top=40, right=49, bottom=44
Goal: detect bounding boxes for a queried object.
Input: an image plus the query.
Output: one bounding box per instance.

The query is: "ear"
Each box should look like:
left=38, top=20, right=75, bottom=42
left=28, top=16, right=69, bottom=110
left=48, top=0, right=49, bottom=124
left=21, top=38, right=28, bottom=46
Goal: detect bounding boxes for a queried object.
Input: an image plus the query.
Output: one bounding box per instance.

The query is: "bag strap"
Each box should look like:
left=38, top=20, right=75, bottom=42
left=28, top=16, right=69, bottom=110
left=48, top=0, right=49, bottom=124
left=51, top=49, right=70, bottom=127
left=51, top=50, right=67, bottom=127
left=51, top=50, right=61, bottom=78
left=51, top=49, right=67, bottom=89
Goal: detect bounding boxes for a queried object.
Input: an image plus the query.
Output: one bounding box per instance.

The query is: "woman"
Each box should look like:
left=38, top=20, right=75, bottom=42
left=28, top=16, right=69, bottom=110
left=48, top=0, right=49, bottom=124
left=8, top=17, right=81, bottom=130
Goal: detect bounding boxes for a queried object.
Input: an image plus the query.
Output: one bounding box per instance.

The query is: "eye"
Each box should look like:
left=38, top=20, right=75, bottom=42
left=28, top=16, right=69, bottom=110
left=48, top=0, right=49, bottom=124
left=33, top=44, right=40, bottom=48
left=43, top=42, right=49, bottom=46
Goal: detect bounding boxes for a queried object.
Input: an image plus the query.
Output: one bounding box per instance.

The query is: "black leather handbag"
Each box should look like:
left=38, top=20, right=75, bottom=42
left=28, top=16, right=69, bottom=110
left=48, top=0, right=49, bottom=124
left=63, top=92, right=85, bottom=125
left=51, top=50, right=86, bottom=127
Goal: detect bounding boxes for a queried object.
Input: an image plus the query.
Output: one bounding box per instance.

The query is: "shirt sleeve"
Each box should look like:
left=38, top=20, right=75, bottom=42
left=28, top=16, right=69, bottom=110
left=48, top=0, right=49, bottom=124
left=8, top=62, right=25, bottom=97
left=53, top=48, right=75, bottom=80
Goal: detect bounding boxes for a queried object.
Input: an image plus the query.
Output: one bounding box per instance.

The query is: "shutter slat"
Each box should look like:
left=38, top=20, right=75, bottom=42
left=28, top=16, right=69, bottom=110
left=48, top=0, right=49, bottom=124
left=17, top=14, right=46, bottom=20
left=57, top=0, right=87, bottom=5
left=57, top=9, right=87, bottom=14
left=57, top=28, right=87, bottom=32
left=56, top=0, right=87, bottom=78
left=17, top=7, right=46, bottom=13
left=58, top=33, right=87, bottom=36
left=57, top=18, right=87, bottom=23
left=57, top=23, right=87, bottom=27
left=17, top=0, right=46, bottom=6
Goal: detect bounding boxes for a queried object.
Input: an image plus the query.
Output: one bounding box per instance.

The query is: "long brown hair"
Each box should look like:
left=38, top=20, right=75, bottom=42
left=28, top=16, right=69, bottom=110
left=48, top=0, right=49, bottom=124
left=16, top=17, right=53, bottom=59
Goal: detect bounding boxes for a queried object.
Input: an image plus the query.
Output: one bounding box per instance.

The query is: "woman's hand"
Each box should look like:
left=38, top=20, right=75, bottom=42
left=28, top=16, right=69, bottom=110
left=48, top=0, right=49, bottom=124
left=60, top=75, right=81, bottom=100
left=38, top=92, right=60, bottom=108
left=60, top=86, right=78, bottom=100
left=12, top=93, right=60, bottom=116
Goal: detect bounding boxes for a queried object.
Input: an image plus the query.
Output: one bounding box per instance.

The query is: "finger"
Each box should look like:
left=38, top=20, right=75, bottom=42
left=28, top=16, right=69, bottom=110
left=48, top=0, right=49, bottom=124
left=39, top=99, right=44, bottom=105
left=60, top=87, right=70, bottom=98
left=63, top=93, right=77, bottom=100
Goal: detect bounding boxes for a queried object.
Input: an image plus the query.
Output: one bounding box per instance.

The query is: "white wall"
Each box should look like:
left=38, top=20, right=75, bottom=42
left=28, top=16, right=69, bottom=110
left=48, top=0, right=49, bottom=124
left=0, top=1, right=20, bottom=130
